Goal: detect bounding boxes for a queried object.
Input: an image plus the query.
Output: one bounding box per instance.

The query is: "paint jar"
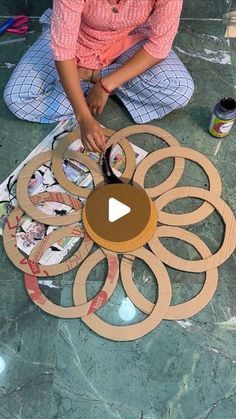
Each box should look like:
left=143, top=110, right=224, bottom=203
left=209, top=97, right=236, bottom=138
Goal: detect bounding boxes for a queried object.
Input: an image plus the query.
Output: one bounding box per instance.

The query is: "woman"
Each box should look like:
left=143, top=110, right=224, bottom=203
left=4, top=0, right=194, bottom=152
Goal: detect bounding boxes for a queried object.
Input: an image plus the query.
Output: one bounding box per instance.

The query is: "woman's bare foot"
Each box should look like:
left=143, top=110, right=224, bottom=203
left=78, top=67, right=101, bottom=83
left=92, top=70, right=101, bottom=83
left=77, top=67, right=93, bottom=81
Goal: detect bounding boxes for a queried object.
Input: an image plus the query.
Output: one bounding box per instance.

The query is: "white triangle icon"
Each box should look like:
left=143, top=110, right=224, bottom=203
left=108, top=198, right=131, bottom=223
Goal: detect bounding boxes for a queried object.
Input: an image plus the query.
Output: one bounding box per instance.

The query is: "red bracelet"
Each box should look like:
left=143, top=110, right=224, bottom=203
left=99, top=78, right=112, bottom=94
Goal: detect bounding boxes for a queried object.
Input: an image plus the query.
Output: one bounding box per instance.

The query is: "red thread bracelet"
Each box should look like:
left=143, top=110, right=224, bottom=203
left=99, top=79, right=112, bottom=94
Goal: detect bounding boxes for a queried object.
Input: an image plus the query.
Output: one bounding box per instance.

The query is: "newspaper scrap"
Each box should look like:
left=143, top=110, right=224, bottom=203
left=0, top=119, right=148, bottom=266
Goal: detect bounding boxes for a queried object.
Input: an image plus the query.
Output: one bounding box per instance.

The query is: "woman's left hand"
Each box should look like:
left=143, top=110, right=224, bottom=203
left=86, top=81, right=110, bottom=115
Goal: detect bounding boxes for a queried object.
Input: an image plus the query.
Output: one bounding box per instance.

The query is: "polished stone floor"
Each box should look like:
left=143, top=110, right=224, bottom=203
left=0, top=1, right=236, bottom=418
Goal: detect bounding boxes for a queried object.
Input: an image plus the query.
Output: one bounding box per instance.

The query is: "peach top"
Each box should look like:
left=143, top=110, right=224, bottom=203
left=51, top=0, right=183, bottom=69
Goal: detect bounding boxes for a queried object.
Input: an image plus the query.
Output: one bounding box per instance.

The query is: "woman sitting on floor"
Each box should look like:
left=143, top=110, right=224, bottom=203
left=4, top=0, right=194, bottom=151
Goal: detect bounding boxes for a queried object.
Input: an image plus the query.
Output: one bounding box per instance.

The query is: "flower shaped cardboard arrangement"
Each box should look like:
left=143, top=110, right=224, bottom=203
left=3, top=125, right=236, bottom=341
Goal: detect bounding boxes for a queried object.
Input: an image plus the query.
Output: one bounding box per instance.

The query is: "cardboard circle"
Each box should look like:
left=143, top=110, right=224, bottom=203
left=3, top=192, right=93, bottom=277
left=121, top=227, right=218, bottom=320
left=134, top=146, right=222, bottom=201
left=105, top=138, right=136, bottom=183
left=82, top=183, right=158, bottom=252
left=82, top=194, right=157, bottom=252
left=52, top=128, right=106, bottom=197
left=154, top=187, right=236, bottom=271
left=107, top=124, right=185, bottom=193
left=140, top=147, right=222, bottom=223
left=16, top=151, right=85, bottom=225
left=24, top=249, right=119, bottom=318
left=73, top=247, right=172, bottom=341
left=52, top=127, right=135, bottom=187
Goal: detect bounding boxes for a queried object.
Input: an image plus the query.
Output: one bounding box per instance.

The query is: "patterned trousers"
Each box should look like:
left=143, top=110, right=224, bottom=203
left=4, top=9, right=194, bottom=124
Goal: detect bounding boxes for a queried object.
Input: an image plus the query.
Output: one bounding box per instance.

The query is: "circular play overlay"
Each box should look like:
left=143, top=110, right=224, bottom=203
left=82, top=183, right=157, bottom=252
left=2, top=125, right=236, bottom=341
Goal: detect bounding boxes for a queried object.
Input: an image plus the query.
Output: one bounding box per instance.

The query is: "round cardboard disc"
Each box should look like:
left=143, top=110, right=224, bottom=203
left=73, top=247, right=172, bottom=341
left=24, top=249, right=119, bottom=318
left=154, top=187, right=236, bottom=271
left=82, top=184, right=158, bottom=252
left=121, top=227, right=218, bottom=320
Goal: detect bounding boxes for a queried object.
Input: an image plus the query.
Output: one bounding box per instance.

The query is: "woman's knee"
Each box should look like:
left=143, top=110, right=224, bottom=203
left=3, top=70, right=51, bottom=119
left=168, top=72, right=194, bottom=108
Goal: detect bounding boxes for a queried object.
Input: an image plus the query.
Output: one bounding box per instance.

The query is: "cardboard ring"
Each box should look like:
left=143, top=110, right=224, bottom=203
left=121, top=227, right=218, bottom=320
left=24, top=249, right=119, bottom=318
left=82, top=195, right=157, bottom=252
left=52, top=127, right=135, bottom=187
left=107, top=124, right=185, bottom=192
left=16, top=151, right=85, bottom=225
left=3, top=192, right=93, bottom=277
left=154, top=187, right=236, bottom=272
left=105, top=137, right=136, bottom=183
left=134, top=146, right=222, bottom=200
left=52, top=128, right=108, bottom=197
left=73, top=247, right=172, bottom=341
left=143, top=147, right=222, bottom=223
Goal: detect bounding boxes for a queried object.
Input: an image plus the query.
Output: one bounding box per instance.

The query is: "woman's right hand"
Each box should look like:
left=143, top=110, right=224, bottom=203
left=79, top=114, right=106, bottom=152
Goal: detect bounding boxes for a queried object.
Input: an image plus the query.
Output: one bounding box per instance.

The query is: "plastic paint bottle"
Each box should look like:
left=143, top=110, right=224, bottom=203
left=209, top=97, right=236, bottom=138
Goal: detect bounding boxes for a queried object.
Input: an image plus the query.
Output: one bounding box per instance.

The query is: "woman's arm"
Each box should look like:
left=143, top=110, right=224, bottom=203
left=101, top=48, right=161, bottom=92
left=87, top=0, right=183, bottom=114
left=52, top=0, right=105, bottom=152
left=56, top=60, right=105, bottom=152
left=101, top=0, right=183, bottom=90
left=55, top=59, right=90, bottom=119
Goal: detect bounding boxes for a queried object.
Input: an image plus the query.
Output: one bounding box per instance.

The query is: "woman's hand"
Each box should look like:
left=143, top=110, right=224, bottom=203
left=79, top=114, right=106, bottom=152
left=86, top=81, right=109, bottom=116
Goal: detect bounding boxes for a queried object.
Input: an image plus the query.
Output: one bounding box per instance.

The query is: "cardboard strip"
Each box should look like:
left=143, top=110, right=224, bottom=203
left=16, top=151, right=85, bottom=225
left=74, top=247, right=172, bottom=341
left=121, top=227, right=218, bottom=320
left=154, top=187, right=236, bottom=272
left=24, top=249, right=119, bottom=318
left=3, top=192, right=93, bottom=276
left=141, top=146, right=222, bottom=223
left=107, top=124, right=185, bottom=190
left=224, top=12, right=236, bottom=38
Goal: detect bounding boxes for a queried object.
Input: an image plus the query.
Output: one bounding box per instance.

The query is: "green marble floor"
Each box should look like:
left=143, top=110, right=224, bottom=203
left=0, top=1, right=236, bottom=418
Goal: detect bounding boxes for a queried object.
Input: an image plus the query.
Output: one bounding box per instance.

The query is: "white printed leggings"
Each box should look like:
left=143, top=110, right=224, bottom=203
left=3, top=9, right=194, bottom=124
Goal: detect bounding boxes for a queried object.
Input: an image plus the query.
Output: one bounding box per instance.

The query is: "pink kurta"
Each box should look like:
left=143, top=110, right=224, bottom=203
left=51, top=0, right=183, bottom=69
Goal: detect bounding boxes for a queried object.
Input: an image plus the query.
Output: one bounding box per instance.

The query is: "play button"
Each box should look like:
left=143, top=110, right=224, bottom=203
left=82, top=183, right=157, bottom=252
left=109, top=198, right=131, bottom=223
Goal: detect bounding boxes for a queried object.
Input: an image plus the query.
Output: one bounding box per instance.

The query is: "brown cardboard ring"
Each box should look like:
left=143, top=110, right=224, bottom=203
left=134, top=146, right=222, bottom=200
left=107, top=124, right=184, bottom=190
left=105, top=137, right=136, bottom=183
left=16, top=151, right=85, bottom=225
left=139, top=146, right=223, bottom=223
left=51, top=127, right=110, bottom=197
left=52, top=127, right=136, bottom=186
left=121, top=227, right=218, bottom=320
left=154, top=187, right=236, bottom=271
left=55, top=149, right=104, bottom=198
left=74, top=247, right=172, bottom=341
left=82, top=195, right=157, bottom=252
left=3, top=192, right=93, bottom=277
left=24, top=249, right=119, bottom=318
